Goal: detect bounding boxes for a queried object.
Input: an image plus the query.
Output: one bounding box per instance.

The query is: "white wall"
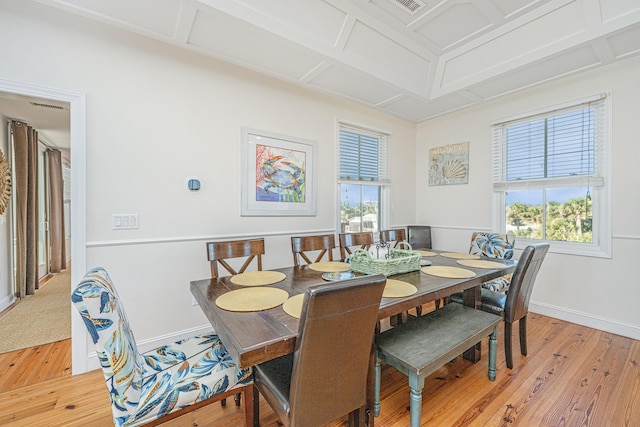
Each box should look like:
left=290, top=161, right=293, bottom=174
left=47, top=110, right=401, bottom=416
left=416, top=56, right=640, bottom=339
left=0, top=1, right=416, bottom=370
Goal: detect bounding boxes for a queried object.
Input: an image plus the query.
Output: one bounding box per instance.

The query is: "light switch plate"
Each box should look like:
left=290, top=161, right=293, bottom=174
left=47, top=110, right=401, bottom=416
left=112, top=214, right=139, bottom=230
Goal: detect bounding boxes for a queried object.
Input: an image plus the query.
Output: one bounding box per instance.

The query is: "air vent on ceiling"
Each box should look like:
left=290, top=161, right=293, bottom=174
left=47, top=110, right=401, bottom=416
left=390, top=0, right=425, bottom=14
left=29, top=101, right=64, bottom=110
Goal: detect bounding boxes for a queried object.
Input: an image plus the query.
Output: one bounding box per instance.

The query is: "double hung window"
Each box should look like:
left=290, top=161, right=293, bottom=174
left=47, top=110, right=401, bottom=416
left=338, top=123, right=389, bottom=233
left=491, top=94, right=610, bottom=257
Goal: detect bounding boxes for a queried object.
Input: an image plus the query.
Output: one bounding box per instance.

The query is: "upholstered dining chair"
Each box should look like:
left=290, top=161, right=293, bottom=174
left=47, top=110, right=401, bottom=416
left=338, top=231, right=374, bottom=261
left=469, top=232, right=516, bottom=293
left=291, top=234, right=336, bottom=266
left=71, top=267, right=254, bottom=427
left=252, top=274, right=387, bottom=427
left=207, top=238, right=264, bottom=280
left=450, top=243, right=550, bottom=368
left=407, top=225, right=432, bottom=250
left=379, top=228, right=406, bottom=247
left=206, top=238, right=264, bottom=406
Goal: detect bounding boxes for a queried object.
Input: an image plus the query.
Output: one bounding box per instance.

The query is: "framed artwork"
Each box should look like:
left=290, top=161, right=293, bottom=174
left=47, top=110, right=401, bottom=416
left=241, top=127, right=317, bottom=216
left=428, top=141, right=469, bottom=186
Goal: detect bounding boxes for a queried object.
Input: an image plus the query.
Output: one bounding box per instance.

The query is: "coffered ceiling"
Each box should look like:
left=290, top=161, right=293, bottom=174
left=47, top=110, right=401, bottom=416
left=27, top=0, right=640, bottom=124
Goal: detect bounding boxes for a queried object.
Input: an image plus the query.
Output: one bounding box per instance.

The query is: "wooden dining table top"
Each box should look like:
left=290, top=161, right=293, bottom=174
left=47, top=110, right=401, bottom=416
left=190, top=250, right=516, bottom=369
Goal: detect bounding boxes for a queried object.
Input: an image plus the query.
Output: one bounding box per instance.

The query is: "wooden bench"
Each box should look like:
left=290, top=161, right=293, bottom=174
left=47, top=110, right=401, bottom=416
left=374, top=302, right=502, bottom=427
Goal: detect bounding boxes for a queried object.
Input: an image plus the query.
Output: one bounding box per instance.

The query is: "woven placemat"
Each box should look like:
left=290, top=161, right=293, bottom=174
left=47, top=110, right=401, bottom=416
left=215, top=287, right=289, bottom=312
left=282, top=294, right=305, bottom=319
left=439, top=252, right=481, bottom=260
left=414, top=250, right=437, bottom=257
left=456, top=259, right=507, bottom=269
left=230, top=271, right=286, bottom=286
left=308, top=262, right=351, bottom=272
left=421, top=265, right=476, bottom=278
left=383, top=279, right=418, bottom=298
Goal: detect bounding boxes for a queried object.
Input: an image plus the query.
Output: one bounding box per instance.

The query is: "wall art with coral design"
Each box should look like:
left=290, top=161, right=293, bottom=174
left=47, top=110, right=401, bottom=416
left=428, top=142, right=469, bottom=186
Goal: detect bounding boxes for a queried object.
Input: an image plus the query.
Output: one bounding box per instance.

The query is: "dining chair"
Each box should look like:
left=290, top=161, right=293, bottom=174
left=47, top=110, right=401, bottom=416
left=407, top=225, right=432, bottom=249
left=290, top=234, right=336, bottom=266
left=252, top=274, right=387, bottom=427
left=206, top=238, right=264, bottom=279
left=338, top=231, right=374, bottom=261
left=71, top=267, right=254, bottom=427
left=206, top=238, right=264, bottom=407
left=469, top=232, right=516, bottom=292
left=379, top=228, right=406, bottom=247
left=449, top=243, right=550, bottom=368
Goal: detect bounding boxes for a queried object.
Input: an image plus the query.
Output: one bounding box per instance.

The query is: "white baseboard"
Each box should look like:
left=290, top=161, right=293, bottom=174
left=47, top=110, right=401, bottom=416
left=530, top=301, right=640, bottom=340
left=84, top=324, right=215, bottom=372
left=0, top=294, right=15, bottom=313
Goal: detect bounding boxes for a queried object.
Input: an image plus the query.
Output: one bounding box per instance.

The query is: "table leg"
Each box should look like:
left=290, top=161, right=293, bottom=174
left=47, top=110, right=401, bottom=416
left=462, top=286, right=482, bottom=362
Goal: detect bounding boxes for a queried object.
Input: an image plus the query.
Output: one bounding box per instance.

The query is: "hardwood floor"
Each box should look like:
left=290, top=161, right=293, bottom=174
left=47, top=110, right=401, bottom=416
left=0, top=312, right=638, bottom=426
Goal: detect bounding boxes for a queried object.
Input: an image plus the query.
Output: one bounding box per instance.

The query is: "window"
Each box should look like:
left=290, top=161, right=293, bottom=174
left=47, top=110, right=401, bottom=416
left=492, top=94, right=611, bottom=257
left=338, top=123, right=389, bottom=234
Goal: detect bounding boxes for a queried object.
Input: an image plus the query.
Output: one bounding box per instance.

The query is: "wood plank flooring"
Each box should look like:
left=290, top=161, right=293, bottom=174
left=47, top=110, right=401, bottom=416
left=0, top=312, right=638, bottom=426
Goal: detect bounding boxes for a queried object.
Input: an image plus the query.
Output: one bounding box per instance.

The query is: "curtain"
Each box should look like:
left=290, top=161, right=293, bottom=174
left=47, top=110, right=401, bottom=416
left=48, top=149, right=66, bottom=272
left=11, top=121, right=39, bottom=297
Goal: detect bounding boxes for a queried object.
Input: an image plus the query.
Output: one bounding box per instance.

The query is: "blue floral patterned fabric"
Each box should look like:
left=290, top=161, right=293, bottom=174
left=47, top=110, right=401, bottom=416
left=469, top=232, right=515, bottom=292
left=71, top=267, right=252, bottom=427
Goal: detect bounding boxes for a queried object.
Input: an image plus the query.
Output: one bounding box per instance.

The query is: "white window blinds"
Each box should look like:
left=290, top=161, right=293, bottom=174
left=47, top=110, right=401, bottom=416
left=339, top=124, right=389, bottom=184
left=492, top=94, right=606, bottom=191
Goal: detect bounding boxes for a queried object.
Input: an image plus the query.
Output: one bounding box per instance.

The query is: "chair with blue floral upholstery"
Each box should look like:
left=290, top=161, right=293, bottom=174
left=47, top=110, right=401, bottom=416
left=71, top=267, right=254, bottom=427
left=469, top=232, right=516, bottom=292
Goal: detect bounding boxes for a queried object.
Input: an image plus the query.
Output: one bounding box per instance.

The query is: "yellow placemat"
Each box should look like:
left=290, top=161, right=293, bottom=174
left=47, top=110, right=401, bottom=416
left=282, top=294, right=305, bottom=319
left=421, top=266, right=476, bottom=279
left=308, top=262, right=351, bottom=272
left=230, top=271, right=286, bottom=286
left=383, top=279, right=418, bottom=298
left=215, top=287, right=289, bottom=312
left=415, top=250, right=437, bottom=257
left=456, top=259, right=507, bottom=269
left=439, top=252, right=481, bottom=260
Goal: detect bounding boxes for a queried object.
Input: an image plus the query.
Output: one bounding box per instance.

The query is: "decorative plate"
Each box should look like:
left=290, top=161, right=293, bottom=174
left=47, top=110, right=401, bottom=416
left=322, top=271, right=355, bottom=281
left=0, top=150, right=11, bottom=215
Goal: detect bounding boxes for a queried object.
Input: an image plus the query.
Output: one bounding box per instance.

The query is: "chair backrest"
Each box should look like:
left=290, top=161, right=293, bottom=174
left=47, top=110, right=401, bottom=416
left=505, top=243, right=550, bottom=323
left=289, top=274, right=387, bottom=426
left=379, top=228, right=406, bottom=247
left=291, top=234, right=335, bottom=266
left=469, top=232, right=515, bottom=259
left=206, top=238, right=264, bottom=278
left=338, top=232, right=374, bottom=261
left=407, top=225, right=432, bottom=249
left=71, top=267, right=144, bottom=422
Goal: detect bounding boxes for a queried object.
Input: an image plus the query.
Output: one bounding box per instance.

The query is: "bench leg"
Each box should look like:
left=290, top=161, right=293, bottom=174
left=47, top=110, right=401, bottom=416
left=408, top=374, right=425, bottom=427
left=488, top=326, right=498, bottom=381
left=374, top=353, right=381, bottom=417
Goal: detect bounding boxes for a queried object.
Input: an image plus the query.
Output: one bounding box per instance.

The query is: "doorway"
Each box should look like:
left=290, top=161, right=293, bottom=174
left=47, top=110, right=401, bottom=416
left=0, top=79, right=87, bottom=374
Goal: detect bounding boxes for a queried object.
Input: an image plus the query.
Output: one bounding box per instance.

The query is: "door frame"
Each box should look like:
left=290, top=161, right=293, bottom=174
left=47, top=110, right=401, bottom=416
left=0, top=78, right=88, bottom=374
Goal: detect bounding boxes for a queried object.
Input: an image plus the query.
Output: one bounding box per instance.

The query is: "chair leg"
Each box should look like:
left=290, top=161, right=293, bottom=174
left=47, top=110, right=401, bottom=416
left=221, top=398, right=227, bottom=407
left=504, top=321, right=513, bottom=369
left=488, top=326, right=498, bottom=381
left=243, top=385, right=255, bottom=427
left=234, top=392, right=241, bottom=406
left=252, top=384, right=260, bottom=427
left=519, top=315, right=528, bottom=356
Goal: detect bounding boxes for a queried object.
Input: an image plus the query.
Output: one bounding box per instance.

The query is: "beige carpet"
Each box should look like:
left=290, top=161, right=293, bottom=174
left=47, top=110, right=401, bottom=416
left=0, top=269, right=71, bottom=354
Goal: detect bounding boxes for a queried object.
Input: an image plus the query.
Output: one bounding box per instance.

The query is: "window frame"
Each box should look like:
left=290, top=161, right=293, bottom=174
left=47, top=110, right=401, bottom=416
left=337, top=121, right=390, bottom=234
left=491, top=94, right=612, bottom=258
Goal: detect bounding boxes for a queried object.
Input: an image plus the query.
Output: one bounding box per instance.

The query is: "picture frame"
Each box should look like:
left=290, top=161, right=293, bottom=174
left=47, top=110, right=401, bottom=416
left=241, top=127, right=317, bottom=216
left=428, top=141, right=469, bottom=186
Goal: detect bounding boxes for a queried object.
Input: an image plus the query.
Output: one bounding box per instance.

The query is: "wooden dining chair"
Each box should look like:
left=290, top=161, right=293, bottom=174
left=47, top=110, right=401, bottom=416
left=338, top=231, right=374, bottom=261
left=379, top=228, right=406, bottom=247
left=205, top=238, right=264, bottom=406
left=291, top=234, right=336, bottom=266
left=449, top=243, right=550, bottom=368
left=206, top=238, right=265, bottom=279
left=253, top=274, right=387, bottom=427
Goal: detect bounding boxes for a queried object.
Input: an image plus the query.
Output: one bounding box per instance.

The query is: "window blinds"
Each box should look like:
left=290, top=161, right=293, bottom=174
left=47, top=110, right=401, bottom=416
left=492, top=95, right=606, bottom=191
left=338, top=124, right=389, bottom=184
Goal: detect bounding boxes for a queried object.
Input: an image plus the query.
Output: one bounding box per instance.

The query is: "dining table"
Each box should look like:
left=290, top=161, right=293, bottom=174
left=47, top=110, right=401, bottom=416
left=190, top=249, right=516, bottom=426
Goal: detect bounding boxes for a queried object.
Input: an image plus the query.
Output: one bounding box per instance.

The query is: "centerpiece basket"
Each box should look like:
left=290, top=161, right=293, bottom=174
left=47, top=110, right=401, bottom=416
left=350, top=242, right=421, bottom=276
